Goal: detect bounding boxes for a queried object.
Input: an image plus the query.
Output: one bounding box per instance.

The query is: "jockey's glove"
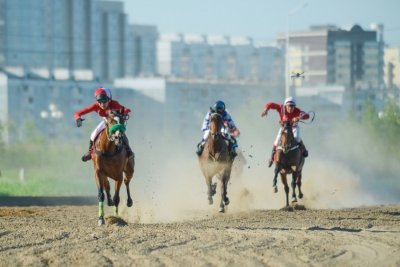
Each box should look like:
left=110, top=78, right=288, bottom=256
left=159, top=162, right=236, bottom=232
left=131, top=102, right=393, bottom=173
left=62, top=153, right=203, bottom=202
left=76, top=118, right=84, bottom=127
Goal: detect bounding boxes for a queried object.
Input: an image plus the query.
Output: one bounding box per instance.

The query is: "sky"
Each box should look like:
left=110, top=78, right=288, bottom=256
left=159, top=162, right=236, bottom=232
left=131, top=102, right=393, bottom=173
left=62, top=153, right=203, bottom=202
left=118, top=0, right=400, bottom=46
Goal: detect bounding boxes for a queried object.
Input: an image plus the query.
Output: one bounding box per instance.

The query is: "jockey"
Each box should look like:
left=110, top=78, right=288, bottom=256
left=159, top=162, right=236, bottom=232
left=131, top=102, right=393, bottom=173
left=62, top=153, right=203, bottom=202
left=74, top=87, right=134, bottom=162
left=261, top=96, right=310, bottom=167
left=196, top=100, right=240, bottom=157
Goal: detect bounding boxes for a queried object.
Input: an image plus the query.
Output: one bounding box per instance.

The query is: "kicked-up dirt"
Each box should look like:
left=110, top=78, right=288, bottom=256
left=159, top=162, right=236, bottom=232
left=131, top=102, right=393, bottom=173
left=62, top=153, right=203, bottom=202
left=0, top=203, right=399, bottom=266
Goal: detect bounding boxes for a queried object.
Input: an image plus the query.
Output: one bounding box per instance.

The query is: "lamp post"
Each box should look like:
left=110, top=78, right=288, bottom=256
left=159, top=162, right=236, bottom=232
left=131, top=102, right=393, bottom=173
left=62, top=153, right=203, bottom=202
left=285, top=2, right=308, bottom=98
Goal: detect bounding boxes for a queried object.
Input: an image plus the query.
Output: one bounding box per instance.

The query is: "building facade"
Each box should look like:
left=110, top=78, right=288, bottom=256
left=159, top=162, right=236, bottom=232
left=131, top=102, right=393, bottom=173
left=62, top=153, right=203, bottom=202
left=0, top=0, right=159, bottom=82
left=158, top=33, right=283, bottom=84
left=277, top=24, right=385, bottom=89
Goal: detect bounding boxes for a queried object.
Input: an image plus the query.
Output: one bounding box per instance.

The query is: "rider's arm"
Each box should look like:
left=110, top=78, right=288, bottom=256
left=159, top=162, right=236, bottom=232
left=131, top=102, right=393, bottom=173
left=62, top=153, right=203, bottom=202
left=201, top=111, right=211, bottom=131
left=264, top=102, right=281, bottom=112
left=74, top=103, right=98, bottom=120
left=109, top=100, right=131, bottom=115
left=298, top=109, right=310, bottom=120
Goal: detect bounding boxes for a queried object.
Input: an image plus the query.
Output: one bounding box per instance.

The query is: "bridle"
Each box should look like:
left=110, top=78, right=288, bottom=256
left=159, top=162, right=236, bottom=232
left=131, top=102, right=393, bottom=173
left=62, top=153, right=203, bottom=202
left=280, top=121, right=298, bottom=154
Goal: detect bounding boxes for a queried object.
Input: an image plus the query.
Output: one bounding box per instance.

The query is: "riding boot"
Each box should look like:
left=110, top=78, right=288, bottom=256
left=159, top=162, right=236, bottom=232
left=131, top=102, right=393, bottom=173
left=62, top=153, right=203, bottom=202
left=196, top=140, right=205, bottom=156
left=268, top=146, right=276, bottom=168
left=229, top=139, right=238, bottom=158
left=81, top=140, right=94, bottom=162
left=299, top=140, right=308, bottom=157
left=123, top=134, right=134, bottom=158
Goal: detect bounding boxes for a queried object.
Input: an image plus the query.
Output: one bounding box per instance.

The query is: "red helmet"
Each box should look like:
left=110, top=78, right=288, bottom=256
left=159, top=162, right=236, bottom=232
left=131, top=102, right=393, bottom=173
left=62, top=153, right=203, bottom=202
left=94, top=87, right=111, bottom=102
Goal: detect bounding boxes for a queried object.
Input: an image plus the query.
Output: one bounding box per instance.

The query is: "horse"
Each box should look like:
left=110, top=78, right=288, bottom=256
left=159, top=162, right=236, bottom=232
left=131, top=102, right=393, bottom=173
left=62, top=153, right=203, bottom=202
left=198, top=112, right=234, bottom=213
left=92, top=111, right=134, bottom=226
left=272, top=120, right=304, bottom=208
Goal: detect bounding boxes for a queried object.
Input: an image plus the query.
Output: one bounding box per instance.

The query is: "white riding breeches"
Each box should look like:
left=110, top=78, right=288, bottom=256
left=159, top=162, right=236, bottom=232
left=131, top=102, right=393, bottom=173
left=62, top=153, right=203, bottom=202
left=274, top=125, right=301, bottom=146
left=90, top=119, right=106, bottom=141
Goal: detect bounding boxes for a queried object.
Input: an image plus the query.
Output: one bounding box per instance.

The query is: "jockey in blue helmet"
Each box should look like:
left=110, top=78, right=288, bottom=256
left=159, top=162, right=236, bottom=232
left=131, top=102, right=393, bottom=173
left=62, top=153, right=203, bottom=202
left=196, top=100, right=240, bottom=157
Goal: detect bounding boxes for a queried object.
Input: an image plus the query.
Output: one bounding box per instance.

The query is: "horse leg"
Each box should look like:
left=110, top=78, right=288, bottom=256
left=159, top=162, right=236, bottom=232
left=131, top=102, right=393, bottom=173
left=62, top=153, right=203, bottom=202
left=95, top=172, right=106, bottom=226
left=281, top=174, right=290, bottom=207
left=103, top=179, right=114, bottom=206
left=124, top=177, right=133, bottom=207
left=291, top=173, right=298, bottom=203
left=124, top=156, right=134, bottom=207
left=113, top=177, right=123, bottom=216
left=219, top=172, right=231, bottom=213
left=206, top=175, right=214, bottom=205
left=272, top=165, right=280, bottom=193
left=297, top=173, right=303, bottom=199
left=223, top=175, right=230, bottom=206
left=219, top=174, right=226, bottom=213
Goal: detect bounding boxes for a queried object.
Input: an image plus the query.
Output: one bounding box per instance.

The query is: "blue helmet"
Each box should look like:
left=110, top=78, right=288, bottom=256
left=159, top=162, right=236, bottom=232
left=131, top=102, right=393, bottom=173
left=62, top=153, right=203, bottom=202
left=214, top=100, right=225, bottom=113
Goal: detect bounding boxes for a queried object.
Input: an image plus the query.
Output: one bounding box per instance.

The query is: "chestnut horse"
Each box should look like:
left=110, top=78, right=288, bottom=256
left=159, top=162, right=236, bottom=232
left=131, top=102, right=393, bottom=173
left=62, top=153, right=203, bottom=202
left=92, top=111, right=134, bottom=226
left=198, top=112, right=234, bottom=212
left=272, top=121, right=304, bottom=208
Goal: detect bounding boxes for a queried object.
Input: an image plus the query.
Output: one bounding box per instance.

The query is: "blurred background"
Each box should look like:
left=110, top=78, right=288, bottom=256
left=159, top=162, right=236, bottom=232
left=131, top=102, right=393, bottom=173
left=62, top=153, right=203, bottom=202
left=0, top=0, right=399, bottom=217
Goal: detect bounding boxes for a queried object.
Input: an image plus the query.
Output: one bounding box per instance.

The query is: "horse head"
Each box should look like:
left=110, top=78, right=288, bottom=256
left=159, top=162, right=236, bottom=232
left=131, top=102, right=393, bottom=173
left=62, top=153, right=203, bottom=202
left=280, top=120, right=295, bottom=153
left=105, top=111, right=126, bottom=147
left=209, top=112, right=224, bottom=141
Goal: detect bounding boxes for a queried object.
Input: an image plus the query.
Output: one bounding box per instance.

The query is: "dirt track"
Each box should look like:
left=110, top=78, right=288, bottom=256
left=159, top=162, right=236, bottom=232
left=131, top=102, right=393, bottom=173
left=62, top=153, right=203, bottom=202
left=0, top=203, right=399, bottom=267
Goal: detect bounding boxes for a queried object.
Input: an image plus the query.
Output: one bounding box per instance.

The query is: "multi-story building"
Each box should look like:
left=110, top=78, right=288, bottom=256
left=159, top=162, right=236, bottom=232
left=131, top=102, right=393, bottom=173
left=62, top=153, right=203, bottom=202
left=130, top=24, right=158, bottom=77
left=0, top=0, right=158, bottom=82
left=158, top=33, right=283, bottom=83
left=384, top=46, right=400, bottom=89
left=277, top=24, right=385, bottom=89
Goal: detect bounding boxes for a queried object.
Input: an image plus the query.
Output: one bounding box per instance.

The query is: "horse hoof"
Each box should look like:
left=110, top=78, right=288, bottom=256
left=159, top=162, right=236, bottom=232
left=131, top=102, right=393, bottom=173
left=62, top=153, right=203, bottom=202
left=107, top=200, right=114, bottom=206
left=219, top=206, right=225, bottom=213
left=98, top=217, right=105, bottom=226
left=127, top=199, right=133, bottom=207
left=291, top=197, right=298, bottom=203
left=299, top=193, right=304, bottom=199
left=273, top=186, right=278, bottom=193
left=224, top=197, right=230, bottom=206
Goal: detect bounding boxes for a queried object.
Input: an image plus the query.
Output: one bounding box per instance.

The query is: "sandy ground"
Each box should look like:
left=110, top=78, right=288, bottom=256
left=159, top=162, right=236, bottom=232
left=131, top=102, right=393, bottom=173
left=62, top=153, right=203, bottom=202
left=0, top=203, right=399, bottom=267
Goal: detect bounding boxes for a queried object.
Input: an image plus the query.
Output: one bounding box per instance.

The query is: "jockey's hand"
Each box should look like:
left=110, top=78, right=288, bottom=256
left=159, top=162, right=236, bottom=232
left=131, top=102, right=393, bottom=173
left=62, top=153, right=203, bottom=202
left=261, top=109, right=268, bottom=117
left=76, top=118, right=84, bottom=127
left=292, top=117, right=300, bottom=123
left=231, top=129, right=240, bottom=137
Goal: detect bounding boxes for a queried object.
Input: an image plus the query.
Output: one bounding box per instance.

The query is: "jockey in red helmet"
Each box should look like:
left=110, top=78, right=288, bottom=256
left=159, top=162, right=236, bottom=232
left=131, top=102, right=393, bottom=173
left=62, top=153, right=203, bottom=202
left=74, top=87, right=134, bottom=162
left=261, top=96, right=310, bottom=167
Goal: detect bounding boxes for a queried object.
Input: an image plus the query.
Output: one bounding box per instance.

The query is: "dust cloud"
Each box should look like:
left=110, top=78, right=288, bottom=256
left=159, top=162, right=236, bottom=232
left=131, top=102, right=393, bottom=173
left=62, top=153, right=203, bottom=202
left=113, top=101, right=399, bottom=224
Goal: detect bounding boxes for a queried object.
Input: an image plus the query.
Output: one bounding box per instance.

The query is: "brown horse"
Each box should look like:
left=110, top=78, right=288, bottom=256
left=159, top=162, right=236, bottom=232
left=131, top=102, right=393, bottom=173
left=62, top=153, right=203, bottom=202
left=92, top=111, right=134, bottom=226
left=272, top=120, right=304, bottom=208
left=198, top=112, right=234, bottom=212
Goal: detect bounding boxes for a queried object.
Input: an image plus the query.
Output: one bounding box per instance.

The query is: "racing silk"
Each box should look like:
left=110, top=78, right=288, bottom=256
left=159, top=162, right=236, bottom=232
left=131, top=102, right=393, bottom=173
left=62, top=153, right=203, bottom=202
left=264, top=102, right=309, bottom=127
left=74, top=100, right=131, bottom=120
left=201, top=110, right=237, bottom=132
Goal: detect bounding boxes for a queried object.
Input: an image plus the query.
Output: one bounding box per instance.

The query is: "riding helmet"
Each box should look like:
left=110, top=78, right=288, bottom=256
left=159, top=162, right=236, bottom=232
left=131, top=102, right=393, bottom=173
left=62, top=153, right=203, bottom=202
left=284, top=96, right=296, bottom=106
left=214, top=100, right=225, bottom=113
left=94, top=87, right=112, bottom=100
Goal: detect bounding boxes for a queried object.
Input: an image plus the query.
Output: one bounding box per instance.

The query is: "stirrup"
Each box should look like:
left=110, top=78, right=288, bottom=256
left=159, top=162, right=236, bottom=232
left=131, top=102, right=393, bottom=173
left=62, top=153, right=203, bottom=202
left=268, top=159, right=273, bottom=168
left=81, top=152, right=92, bottom=162
left=196, top=142, right=204, bottom=156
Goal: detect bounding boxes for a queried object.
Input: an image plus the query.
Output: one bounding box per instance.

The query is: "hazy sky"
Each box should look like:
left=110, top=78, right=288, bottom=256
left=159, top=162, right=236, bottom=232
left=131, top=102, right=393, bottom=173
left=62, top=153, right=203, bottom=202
left=119, top=0, right=400, bottom=46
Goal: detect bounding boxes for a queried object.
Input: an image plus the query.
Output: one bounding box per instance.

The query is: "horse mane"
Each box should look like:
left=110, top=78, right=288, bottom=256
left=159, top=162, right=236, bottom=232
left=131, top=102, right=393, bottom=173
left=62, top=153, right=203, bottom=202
left=277, top=121, right=301, bottom=169
left=205, top=112, right=229, bottom=161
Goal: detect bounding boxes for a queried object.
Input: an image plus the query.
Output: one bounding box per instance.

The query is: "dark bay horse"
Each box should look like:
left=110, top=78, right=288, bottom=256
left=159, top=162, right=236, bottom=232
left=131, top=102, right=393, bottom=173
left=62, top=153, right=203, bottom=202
left=272, top=121, right=304, bottom=208
left=198, top=112, right=234, bottom=212
left=92, top=111, right=134, bottom=226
